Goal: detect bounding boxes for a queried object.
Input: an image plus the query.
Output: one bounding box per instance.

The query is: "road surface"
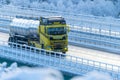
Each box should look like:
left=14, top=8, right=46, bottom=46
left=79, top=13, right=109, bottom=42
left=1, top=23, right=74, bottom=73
left=0, top=32, right=120, bottom=66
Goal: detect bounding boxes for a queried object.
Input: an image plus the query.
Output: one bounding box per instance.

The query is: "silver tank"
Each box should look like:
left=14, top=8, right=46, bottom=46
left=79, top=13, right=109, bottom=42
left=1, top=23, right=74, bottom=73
left=10, top=18, right=39, bottom=38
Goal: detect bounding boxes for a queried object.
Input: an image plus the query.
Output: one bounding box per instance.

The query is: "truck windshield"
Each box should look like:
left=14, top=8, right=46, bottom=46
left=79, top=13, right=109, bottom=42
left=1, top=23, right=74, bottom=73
left=47, top=27, right=66, bottom=35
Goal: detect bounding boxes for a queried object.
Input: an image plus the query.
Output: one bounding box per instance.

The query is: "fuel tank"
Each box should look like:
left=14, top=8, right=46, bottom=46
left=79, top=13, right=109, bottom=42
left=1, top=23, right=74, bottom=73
left=10, top=18, right=39, bottom=38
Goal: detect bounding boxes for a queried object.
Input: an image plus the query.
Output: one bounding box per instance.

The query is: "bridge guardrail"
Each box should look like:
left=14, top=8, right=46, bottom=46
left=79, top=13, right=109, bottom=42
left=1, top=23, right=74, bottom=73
left=70, top=24, right=120, bottom=38
left=0, top=41, right=120, bottom=79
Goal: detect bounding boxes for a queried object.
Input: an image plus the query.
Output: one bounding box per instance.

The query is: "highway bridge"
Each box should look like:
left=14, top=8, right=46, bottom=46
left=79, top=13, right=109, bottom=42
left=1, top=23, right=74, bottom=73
left=0, top=32, right=120, bottom=79
left=0, top=8, right=120, bottom=79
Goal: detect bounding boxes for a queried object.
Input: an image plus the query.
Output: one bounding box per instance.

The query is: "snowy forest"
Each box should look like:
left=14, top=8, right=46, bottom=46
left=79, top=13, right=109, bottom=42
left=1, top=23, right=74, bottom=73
left=0, top=0, right=120, bottom=17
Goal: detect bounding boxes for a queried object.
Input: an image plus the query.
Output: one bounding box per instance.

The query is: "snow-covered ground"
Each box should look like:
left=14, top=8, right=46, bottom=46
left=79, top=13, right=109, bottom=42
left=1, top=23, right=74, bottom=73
left=0, top=62, right=63, bottom=80
left=0, top=62, right=112, bottom=80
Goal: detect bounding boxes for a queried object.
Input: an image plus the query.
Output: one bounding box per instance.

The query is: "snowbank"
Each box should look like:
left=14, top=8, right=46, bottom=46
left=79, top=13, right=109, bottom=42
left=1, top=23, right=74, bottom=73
left=1, top=68, right=63, bottom=80
left=0, top=62, right=113, bottom=80
left=0, top=62, right=63, bottom=80
left=71, top=71, right=112, bottom=80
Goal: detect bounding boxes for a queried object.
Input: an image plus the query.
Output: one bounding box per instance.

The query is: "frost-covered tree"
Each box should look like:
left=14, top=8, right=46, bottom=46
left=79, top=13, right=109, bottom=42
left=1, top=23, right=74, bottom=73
left=0, top=0, right=120, bottom=17
left=10, top=0, right=30, bottom=7
left=116, top=0, right=120, bottom=17
left=0, top=0, right=10, bottom=5
left=92, top=0, right=117, bottom=16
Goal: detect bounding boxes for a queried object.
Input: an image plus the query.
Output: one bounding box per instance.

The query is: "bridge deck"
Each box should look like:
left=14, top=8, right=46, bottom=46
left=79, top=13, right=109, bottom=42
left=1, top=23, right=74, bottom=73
left=0, top=32, right=120, bottom=67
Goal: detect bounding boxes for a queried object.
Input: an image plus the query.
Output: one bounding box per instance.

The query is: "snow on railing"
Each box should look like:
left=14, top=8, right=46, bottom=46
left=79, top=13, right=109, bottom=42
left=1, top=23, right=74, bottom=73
left=70, top=25, right=120, bottom=38
left=69, top=28, right=120, bottom=53
left=0, top=41, right=120, bottom=79
left=0, top=15, right=14, bottom=20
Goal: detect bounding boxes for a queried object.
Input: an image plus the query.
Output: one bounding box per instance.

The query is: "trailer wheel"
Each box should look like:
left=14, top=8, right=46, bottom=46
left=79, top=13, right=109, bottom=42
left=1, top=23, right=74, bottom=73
left=62, top=52, right=66, bottom=54
left=8, top=37, right=14, bottom=47
left=8, top=37, right=14, bottom=42
left=33, top=43, right=35, bottom=47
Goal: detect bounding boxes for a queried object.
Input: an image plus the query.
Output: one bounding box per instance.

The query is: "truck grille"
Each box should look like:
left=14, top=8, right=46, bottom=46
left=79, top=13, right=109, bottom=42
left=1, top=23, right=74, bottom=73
left=53, top=42, right=63, bottom=50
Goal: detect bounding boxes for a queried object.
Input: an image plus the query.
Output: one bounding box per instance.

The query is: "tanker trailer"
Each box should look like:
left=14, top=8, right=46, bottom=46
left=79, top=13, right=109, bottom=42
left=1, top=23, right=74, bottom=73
left=9, top=16, right=69, bottom=53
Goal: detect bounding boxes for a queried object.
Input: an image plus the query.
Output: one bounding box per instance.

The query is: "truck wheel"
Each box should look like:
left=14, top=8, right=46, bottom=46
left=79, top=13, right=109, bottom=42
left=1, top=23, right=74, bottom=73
left=33, top=43, right=35, bottom=47
left=8, top=37, right=14, bottom=42
left=8, top=37, right=13, bottom=47
left=41, top=44, right=44, bottom=49
left=62, top=52, right=66, bottom=57
left=62, top=52, right=66, bottom=54
left=29, top=43, right=35, bottom=47
left=29, top=43, right=32, bottom=46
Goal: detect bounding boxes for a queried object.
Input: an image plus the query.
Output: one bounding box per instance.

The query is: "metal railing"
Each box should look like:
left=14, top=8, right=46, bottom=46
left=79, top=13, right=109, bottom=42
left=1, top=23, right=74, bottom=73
left=69, top=24, right=120, bottom=37
left=0, top=41, right=120, bottom=79
left=69, top=31, right=120, bottom=54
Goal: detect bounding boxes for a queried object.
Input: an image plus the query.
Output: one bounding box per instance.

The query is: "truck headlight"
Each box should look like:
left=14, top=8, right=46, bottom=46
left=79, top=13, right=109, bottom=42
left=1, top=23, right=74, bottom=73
left=64, top=47, right=67, bottom=51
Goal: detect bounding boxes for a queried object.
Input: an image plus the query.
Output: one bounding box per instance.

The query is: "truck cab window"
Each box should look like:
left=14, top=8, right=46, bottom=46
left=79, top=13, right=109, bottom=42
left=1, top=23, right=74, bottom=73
left=47, top=27, right=66, bottom=35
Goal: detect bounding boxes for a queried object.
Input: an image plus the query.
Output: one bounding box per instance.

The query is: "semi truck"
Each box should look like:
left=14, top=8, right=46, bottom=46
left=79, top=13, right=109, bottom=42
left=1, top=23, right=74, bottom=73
left=9, top=16, right=69, bottom=53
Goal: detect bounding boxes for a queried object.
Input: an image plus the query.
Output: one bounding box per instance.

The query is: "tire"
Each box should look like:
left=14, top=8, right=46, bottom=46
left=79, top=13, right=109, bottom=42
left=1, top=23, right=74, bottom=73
left=61, top=52, right=66, bottom=57
left=8, top=37, right=14, bottom=47
left=8, top=37, right=14, bottom=42
left=41, top=44, right=44, bottom=49
left=62, top=52, right=66, bottom=54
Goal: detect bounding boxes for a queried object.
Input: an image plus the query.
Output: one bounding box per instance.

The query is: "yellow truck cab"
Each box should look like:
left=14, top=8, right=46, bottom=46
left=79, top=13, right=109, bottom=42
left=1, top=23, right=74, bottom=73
left=36, top=16, right=69, bottom=53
